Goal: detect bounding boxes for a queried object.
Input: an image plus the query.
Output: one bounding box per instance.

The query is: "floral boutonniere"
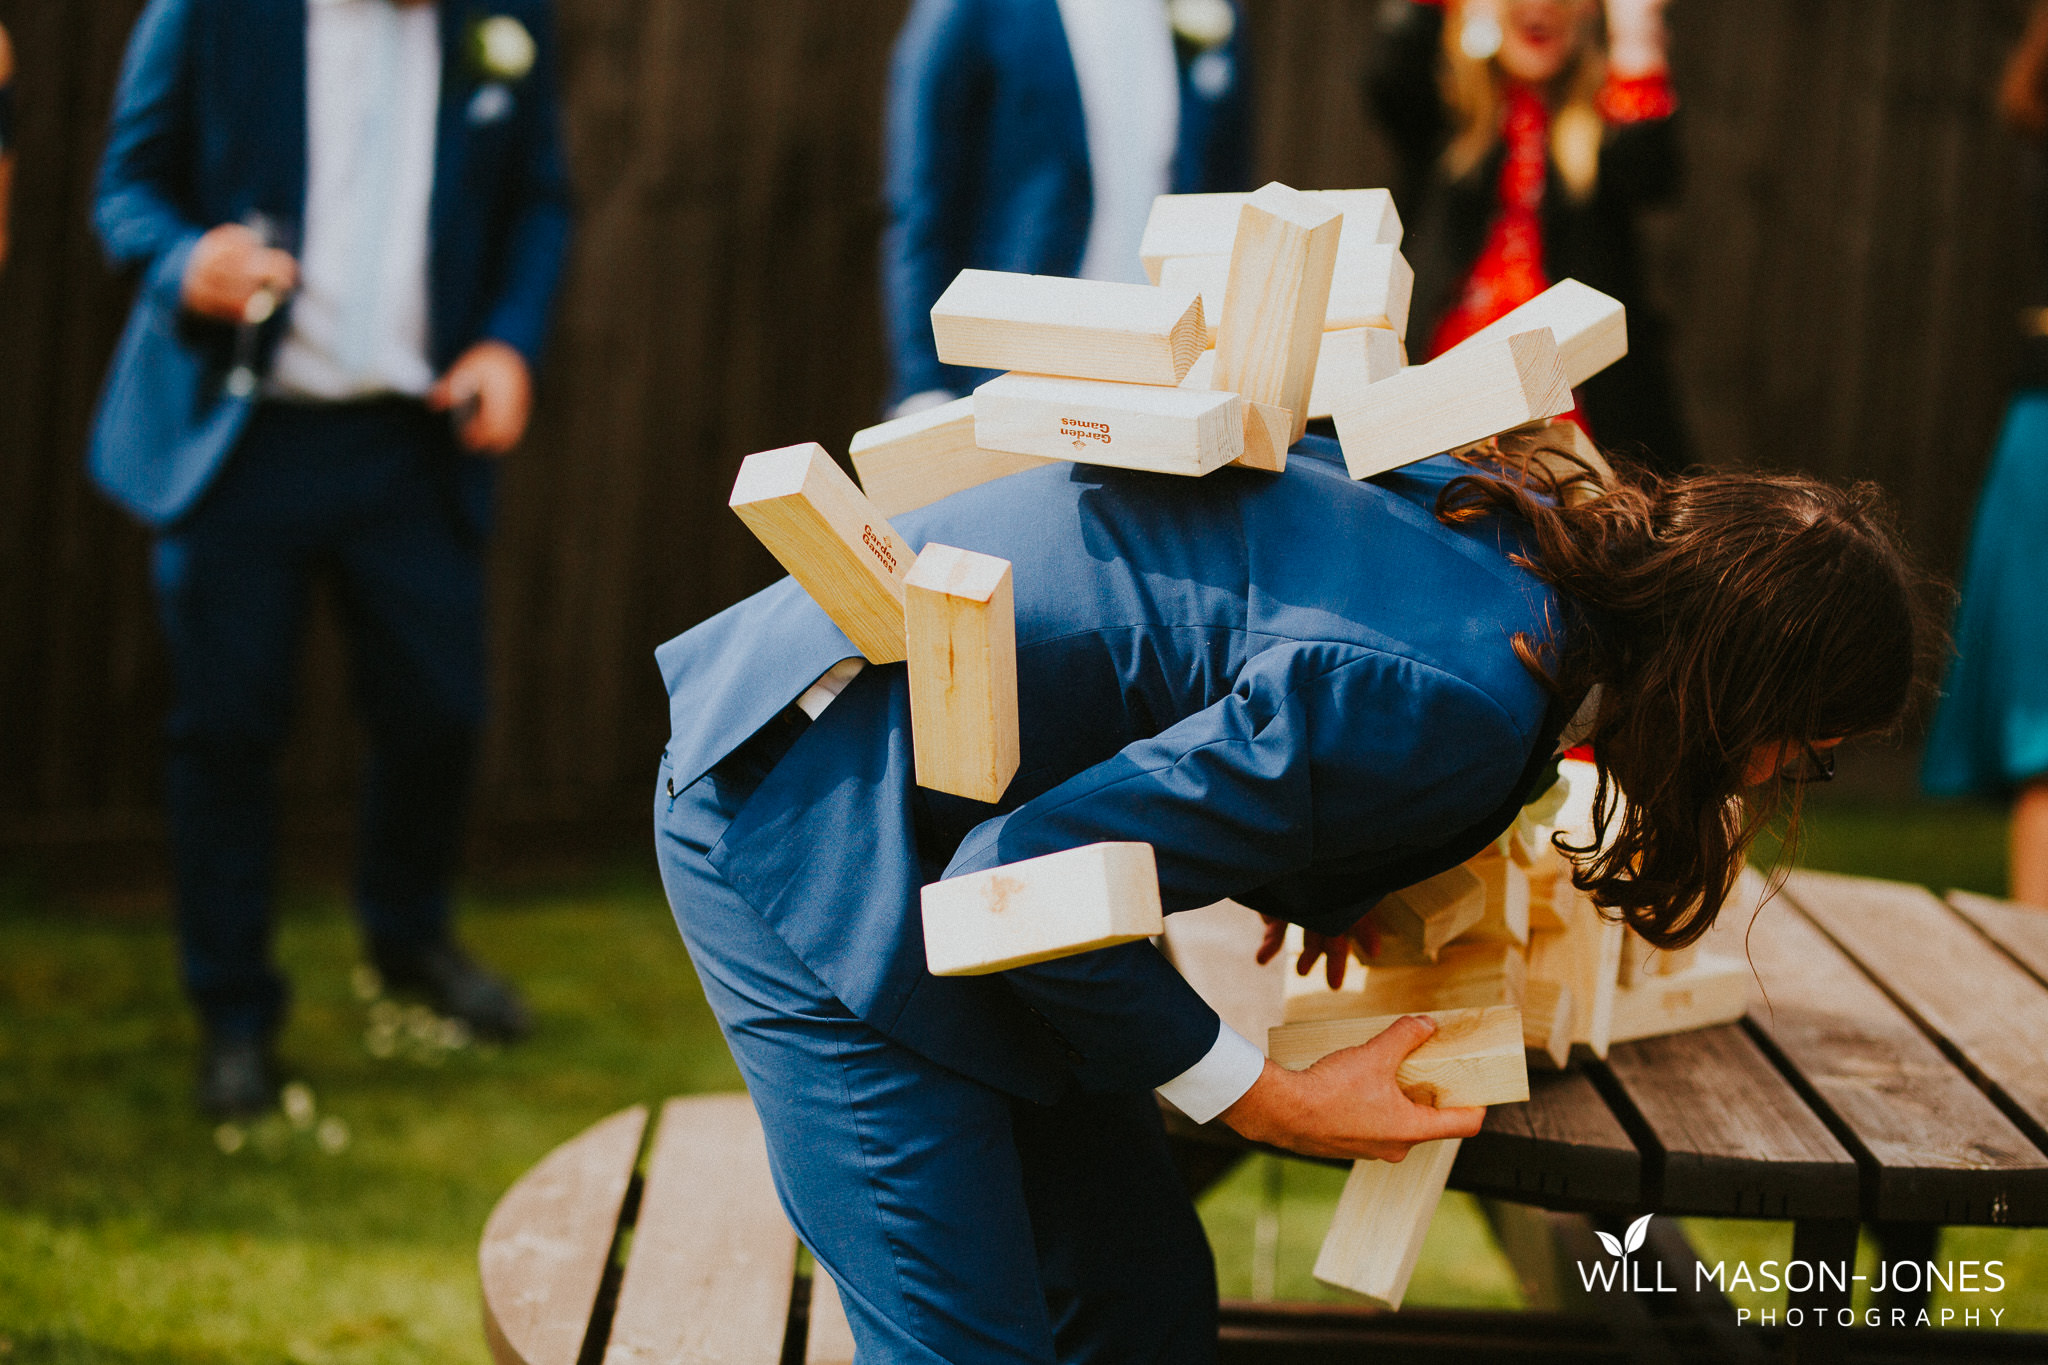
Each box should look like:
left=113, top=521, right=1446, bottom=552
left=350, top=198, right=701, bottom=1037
left=1167, top=0, right=1235, bottom=51
left=468, top=14, right=537, bottom=84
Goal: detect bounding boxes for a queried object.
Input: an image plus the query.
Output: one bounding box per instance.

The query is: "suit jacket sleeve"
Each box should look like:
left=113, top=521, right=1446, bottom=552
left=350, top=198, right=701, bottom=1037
left=882, top=0, right=985, bottom=405
left=944, top=640, right=1534, bottom=1091
left=95, top=0, right=206, bottom=309
left=479, top=2, right=574, bottom=368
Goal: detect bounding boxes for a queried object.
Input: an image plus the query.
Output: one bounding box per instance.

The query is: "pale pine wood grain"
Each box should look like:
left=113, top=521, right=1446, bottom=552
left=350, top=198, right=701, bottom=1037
left=921, top=842, right=1164, bottom=976
left=1267, top=1005, right=1529, bottom=1108
left=1213, top=182, right=1345, bottom=441
left=1440, top=277, right=1626, bottom=389
left=930, top=270, right=1206, bottom=385
left=1305, top=325, right=1402, bottom=421
left=1334, top=328, right=1573, bottom=480
left=904, top=544, right=1019, bottom=804
left=805, top=1274, right=856, bottom=1365
left=972, top=372, right=1242, bottom=475
left=1312, top=1139, right=1463, bottom=1309
left=1140, top=187, right=1402, bottom=282
left=729, top=443, right=914, bottom=663
left=1158, top=243, right=1414, bottom=344
left=1160, top=900, right=1290, bottom=1052
left=603, top=1096, right=797, bottom=1365
left=849, top=397, right=1056, bottom=518
left=1287, top=942, right=1527, bottom=1023
left=1526, top=891, right=1623, bottom=1059
left=1607, top=955, right=1750, bottom=1044
left=1463, top=853, right=1531, bottom=946
left=481, top=1106, right=647, bottom=1365
left=1360, top=865, right=1486, bottom=966
left=1521, top=977, right=1574, bottom=1071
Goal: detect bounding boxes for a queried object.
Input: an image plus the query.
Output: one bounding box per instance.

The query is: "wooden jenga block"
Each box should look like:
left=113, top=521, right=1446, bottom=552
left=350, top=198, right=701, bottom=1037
left=1313, top=1139, right=1462, bottom=1310
left=1522, top=977, right=1574, bottom=1070
left=1160, top=900, right=1289, bottom=1051
left=1267, top=1006, right=1529, bottom=1108
left=1526, top=892, right=1623, bottom=1058
left=1463, top=854, right=1531, bottom=946
left=904, top=544, right=1019, bottom=804
left=1158, top=244, right=1414, bottom=344
left=1280, top=922, right=1371, bottom=1019
left=972, top=373, right=1242, bottom=476
left=1237, top=399, right=1294, bottom=472
left=1608, top=955, right=1749, bottom=1044
left=930, top=270, right=1207, bottom=386
left=1655, top=939, right=1701, bottom=977
left=1333, top=329, right=1573, bottom=481
left=1140, top=187, right=1402, bottom=282
left=1523, top=842, right=1570, bottom=931
left=729, top=443, right=914, bottom=664
left=1306, top=326, right=1403, bottom=421
left=1440, top=278, right=1626, bottom=390
left=850, top=397, right=1057, bottom=517
left=921, top=842, right=1163, bottom=976
left=1214, top=183, right=1344, bottom=441
left=1360, top=866, right=1486, bottom=966
left=1288, top=941, right=1526, bottom=1023
left=1617, top=929, right=1654, bottom=988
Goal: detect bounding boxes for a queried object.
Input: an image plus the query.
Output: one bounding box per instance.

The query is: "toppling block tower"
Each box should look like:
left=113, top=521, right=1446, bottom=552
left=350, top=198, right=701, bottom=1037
left=931, top=270, right=1208, bottom=386
left=849, top=396, right=1054, bottom=518
left=922, top=842, right=1164, bottom=976
left=1211, top=182, right=1344, bottom=444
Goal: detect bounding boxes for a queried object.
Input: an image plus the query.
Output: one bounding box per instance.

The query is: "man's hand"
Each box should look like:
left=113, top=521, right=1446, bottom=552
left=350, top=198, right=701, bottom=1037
left=1255, top=913, right=1379, bottom=989
left=428, top=341, right=532, bottom=455
left=1218, top=1015, right=1486, bottom=1162
left=181, top=223, right=298, bottom=322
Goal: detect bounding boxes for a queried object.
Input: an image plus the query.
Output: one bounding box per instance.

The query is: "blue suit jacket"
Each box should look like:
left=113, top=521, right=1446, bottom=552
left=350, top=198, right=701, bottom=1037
left=656, top=443, right=1571, bottom=1104
left=89, top=0, right=573, bottom=527
left=882, top=0, right=1252, bottom=406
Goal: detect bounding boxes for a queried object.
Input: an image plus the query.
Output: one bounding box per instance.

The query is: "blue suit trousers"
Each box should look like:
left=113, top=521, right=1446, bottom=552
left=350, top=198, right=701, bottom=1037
left=655, top=748, right=1219, bottom=1364
left=155, top=399, right=492, bottom=1041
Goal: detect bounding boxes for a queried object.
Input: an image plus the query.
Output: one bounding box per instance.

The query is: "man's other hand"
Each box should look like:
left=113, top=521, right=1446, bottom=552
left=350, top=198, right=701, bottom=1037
left=429, top=341, right=533, bottom=455
left=181, top=223, right=298, bottom=322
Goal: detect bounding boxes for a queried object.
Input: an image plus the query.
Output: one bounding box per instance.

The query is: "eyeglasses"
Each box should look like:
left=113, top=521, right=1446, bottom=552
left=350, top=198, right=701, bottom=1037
left=1778, top=741, right=1837, bottom=785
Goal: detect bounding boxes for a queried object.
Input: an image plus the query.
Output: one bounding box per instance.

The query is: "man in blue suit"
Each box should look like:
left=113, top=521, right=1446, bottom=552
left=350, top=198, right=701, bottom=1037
left=654, top=442, right=1551, bottom=1361
left=883, top=0, right=1252, bottom=414
left=93, top=0, right=571, bottom=1115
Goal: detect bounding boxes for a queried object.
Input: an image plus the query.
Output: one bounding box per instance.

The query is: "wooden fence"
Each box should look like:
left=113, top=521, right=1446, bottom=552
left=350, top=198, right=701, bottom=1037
left=0, top=0, right=2031, bottom=875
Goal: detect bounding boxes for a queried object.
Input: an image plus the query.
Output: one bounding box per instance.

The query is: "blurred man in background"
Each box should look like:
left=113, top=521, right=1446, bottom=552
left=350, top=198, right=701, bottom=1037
left=882, top=0, right=1252, bottom=417
left=91, top=0, right=572, bottom=1116
left=0, top=20, right=16, bottom=270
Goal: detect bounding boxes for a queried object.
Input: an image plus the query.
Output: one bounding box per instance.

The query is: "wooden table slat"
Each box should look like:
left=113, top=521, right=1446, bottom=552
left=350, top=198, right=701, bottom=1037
left=1947, top=890, right=2048, bottom=989
left=603, top=1095, right=798, bottom=1365
left=1787, top=871, right=2048, bottom=1151
left=1731, top=883, right=2048, bottom=1223
left=1452, top=1069, right=1641, bottom=1210
left=1600, top=1024, right=1858, bottom=1218
left=481, top=1104, right=648, bottom=1365
left=805, top=1272, right=857, bottom=1365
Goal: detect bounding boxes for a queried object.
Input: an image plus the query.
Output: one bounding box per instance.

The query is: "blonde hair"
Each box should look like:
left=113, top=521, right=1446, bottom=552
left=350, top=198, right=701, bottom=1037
left=1439, top=0, right=1608, bottom=202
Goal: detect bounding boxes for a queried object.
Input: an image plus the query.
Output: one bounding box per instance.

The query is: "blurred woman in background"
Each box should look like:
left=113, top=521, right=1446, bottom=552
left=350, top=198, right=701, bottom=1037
left=1369, top=0, right=1689, bottom=472
left=0, top=21, right=16, bottom=270
left=1921, top=0, right=2048, bottom=909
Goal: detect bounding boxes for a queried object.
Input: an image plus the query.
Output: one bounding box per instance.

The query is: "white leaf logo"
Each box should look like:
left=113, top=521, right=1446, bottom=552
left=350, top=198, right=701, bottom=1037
left=1594, top=1230, right=1623, bottom=1258
left=1624, top=1214, right=1651, bottom=1255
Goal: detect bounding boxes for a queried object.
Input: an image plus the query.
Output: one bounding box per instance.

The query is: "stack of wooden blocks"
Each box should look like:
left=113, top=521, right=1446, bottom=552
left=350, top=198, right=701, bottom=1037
left=723, top=180, right=1712, bottom=1314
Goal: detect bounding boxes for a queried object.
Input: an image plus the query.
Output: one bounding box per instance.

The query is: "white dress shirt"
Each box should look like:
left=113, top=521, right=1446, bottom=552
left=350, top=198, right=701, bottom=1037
left=1054, top=0, right=1181, bottom=285
left=269, top=0, right=442, bottom=400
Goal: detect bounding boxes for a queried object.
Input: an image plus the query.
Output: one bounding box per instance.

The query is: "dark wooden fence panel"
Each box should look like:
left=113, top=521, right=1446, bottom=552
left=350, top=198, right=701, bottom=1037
left=0, top=0, right=2032, bottom=869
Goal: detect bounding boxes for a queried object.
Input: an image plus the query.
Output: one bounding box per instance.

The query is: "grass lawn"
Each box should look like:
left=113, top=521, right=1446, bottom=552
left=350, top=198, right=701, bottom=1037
left=2, top=788, right=2044, bottom=1360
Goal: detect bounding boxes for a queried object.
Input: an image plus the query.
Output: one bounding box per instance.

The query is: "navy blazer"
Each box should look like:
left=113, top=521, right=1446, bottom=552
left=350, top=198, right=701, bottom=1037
left=882, top=0, right=1252, bottom=406
left=89, top=0, right=573, bottom=526
left=656, top=443, right=1570, bottom=1104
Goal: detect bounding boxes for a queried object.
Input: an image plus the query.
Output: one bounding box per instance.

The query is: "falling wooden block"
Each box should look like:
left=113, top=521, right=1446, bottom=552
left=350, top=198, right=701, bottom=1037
left=1334, top=328, right=1573, bottom=481
left=729, top=443, right=914, bottom=664
left=904, top=544, right=1019, bottom=804
left=1214, top=183, right=1344, bottom=441
left=1158, top=244, right=1414, bottom=344
left=1360, top=866, right=1486, bottom=966
left=1140, top=187, right=1402, bottom=282
left=921, top=842, right=1164, bottom=976
left=972, top=373, right=1242, bottom=476
left=1313, top=1139, right=1462, bottom=1309
left=930, top=270, right=1207, bottom=386
left=1441, top=278, right=1626, bottom=390
left=1464, top=854, right=1531, bottom=946
left=1287, top=941, right=1527, bottom=1023
left=1237, top=399, right=1294, bottom=472
left=850, top=397, right=1057, bottom=517
left=1522, top=977, right=1574, bottom=1070
left=1608, top=955, right=1749, bottom=1045
left=1268, top=1006, right=1529, bottom=1108
left=1306, top=326, right=1403, bottom=421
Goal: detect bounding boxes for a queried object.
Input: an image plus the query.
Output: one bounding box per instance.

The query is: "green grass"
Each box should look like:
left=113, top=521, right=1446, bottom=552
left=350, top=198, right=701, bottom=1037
left=1, top=790, right=2042, bottom=1360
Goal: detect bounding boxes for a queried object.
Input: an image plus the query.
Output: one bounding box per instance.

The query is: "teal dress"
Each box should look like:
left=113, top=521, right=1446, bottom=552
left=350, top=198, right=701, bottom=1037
left=1923, top=390, right=2048, bottom=797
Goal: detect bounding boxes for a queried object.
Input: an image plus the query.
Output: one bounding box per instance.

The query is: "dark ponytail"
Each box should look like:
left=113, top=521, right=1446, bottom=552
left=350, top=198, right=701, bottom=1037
left=1435, top=428, right=1946, bottom=948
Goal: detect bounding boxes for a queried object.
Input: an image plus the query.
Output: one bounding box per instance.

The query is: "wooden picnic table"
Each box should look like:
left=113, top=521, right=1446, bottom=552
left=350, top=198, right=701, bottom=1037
left=480, top=870, right=2048, bottom=1364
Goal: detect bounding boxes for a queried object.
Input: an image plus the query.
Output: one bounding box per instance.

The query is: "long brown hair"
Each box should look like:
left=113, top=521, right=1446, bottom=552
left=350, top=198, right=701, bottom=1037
left=1437, top=429, right=1944, bottom=948
left=1440, top=0, right=1608, bottom=201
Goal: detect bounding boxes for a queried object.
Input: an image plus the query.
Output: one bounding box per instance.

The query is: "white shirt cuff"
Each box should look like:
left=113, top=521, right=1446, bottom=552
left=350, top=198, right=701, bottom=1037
left=795, top=658, right=865, bottom=720
left=1156, top=1020, right=1267, bottom=1125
